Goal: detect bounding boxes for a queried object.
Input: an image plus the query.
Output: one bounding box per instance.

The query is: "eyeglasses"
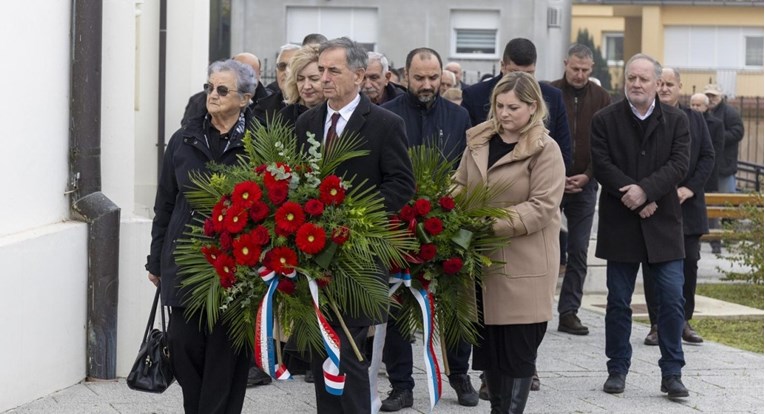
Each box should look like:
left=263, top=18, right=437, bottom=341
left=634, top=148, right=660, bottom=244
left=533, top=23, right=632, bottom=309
left=276, top=62, right=288, bottom=71
left=203, top=83, right=239, bottom=97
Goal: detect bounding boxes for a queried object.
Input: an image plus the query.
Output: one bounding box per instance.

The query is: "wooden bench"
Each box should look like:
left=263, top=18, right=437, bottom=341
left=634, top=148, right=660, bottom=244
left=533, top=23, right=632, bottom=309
left=701, top=192, right=763, bottom=241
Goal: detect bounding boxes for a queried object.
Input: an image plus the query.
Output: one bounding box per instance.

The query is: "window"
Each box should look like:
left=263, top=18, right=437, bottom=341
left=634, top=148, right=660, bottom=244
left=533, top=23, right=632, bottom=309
left=745, top=36, right=763, bottom=66
left=547, top=7, right=561, bottom=29
left=286, top=7, right=377, bottom=51
left=451, top=10, right=499, bottom=59
left=603, top=33, right=624, bottom=65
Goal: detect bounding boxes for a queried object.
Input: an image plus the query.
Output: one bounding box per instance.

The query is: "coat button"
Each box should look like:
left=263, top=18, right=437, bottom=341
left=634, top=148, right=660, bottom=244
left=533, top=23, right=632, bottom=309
left=641, top=150, right=646, bottom=156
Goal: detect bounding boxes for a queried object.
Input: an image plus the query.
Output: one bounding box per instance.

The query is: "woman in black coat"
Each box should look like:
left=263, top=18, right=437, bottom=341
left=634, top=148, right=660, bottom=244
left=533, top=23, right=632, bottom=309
left=146, top=59, right=256, bottom=414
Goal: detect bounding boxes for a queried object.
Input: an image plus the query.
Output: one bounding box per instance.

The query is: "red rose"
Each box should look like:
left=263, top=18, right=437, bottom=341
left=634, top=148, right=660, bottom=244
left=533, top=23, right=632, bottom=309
left=296, top=223, right=327, bottom=255
left=250, top=225, right=271, bottom=245
left=223, top=203, right=248, bottom=234
left=304, top=199, right=325, bottom=217
left=442, top=257, right=464, bottom=274
left=219, top=232, right=233, bottom=250
left=211, top=199, right=228, bottom=233
left=267, top=246, right=298, bottom=275
left=399, top=205, right=416, bottom=222
left=255, top=164, right=268, bottom=174
left=213, top=253, right=237, bottom=288
left=201, top=245, right=222, bottom=265
left=275, top=202, right=306, bottom=234
left=438, top=196, right=456, bottom=211
left=266, top=182, right=289, bottom=205
left=423, top=217, right=444, bottom=236
left=414, top=198, right=432, bottom=216
left=419, top=243, right=437, bottom=261
left=249, top=200, right=270, bottom=223
left=232, top=233, right=262, bottom=267
left=232, top=181, right=262, bottom=206
left=319, top=175, right=346, bottom=205
left=277, top=278, right=297, bottom=295
left=203, top=218, right=216, bottom=237
left=331, top=226, right=350, bottom=245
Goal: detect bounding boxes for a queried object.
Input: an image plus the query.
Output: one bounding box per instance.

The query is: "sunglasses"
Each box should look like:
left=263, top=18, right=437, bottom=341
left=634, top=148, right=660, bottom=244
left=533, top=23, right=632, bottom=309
left=203, top=83, right=239, bottom=97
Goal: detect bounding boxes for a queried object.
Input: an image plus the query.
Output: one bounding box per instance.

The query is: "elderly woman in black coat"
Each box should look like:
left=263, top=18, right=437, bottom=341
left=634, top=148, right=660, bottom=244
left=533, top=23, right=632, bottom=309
left=146, top=59, right=256, bottom=414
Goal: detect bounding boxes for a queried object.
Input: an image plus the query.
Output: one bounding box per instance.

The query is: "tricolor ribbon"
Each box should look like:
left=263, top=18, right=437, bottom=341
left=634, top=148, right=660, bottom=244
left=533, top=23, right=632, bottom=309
left=253, top=266, right=294, bottom=381
left=306, top=275, right=346, bottom=396
left=370, top=270, right=442, bottom=413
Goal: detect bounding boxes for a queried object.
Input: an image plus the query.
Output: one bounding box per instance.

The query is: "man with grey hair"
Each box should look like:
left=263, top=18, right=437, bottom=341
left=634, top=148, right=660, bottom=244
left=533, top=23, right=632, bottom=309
left=295, top=37, right=415, bottom=414
left=255, top=44, right=300, bottom=126
left=439, top=69, right=456, bottom=94
left=445, top=61, right=468, bottom=89
left=550, top=43, right=612, bottom=337
left=703, top=84, right=744, bottom=195
left=362, top=51, right=404, bottom=105
left=690, top=93, right=725, bottom=194
left=591, top=53, right=690, bottom=399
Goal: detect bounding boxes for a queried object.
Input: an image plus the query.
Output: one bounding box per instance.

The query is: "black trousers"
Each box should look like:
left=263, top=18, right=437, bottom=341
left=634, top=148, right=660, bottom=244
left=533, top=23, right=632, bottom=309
left=168, top=307, right=250, bottom=414
left=644, top=235, right=701, bottom=324
left=311, top=325, right=371, bottom=414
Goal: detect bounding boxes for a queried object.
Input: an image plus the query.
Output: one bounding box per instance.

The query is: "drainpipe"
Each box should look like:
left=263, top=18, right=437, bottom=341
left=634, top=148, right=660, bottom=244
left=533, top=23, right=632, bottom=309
left=69, top=0, right=121, bottom=380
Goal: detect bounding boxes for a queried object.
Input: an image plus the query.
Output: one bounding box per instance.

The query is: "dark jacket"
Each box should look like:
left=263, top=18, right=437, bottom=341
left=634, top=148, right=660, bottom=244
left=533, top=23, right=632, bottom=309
left=702, top=111, right=725, bottom=192
left=381, top=92, right=471, bottom=163
left=461, top=74, right=572, bottom=167
left=374, top=82, right=406, bottom=105
left=550, top=76, right=612, bottom=177
left=710, top=100, right=744, bottom=177
left=278, top=103, right=309, bottom=129
left=295, top=94, right=415, bottom=326
left=252, top=90, right=286, bottom=127
left=148, top=111, right=250, bottom=306
left=181, top=82, right=271, bottom=127
left=591, top=97, right=690, bottom=263
left=678, top=106, right=715, bottom=236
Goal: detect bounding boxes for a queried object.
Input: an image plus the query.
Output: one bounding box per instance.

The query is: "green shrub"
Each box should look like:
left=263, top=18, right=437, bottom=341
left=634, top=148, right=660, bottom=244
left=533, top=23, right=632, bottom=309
left=718, top=192, right=763, bottom=285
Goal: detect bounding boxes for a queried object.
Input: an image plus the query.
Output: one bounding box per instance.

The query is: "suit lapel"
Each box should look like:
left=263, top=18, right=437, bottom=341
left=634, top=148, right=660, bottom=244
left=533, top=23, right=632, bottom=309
left=344, top=93, right=369, bottom=136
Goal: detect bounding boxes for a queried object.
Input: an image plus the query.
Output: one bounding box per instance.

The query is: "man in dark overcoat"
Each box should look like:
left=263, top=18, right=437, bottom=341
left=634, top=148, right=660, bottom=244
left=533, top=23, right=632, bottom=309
left=294, top=37, right=415, bottom=414
left=590, top=54, right=691, bottom=399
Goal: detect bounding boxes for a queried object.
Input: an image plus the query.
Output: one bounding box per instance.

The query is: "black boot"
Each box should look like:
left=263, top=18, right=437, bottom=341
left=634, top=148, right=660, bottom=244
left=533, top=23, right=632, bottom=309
left=485, top=371, right=533, bottom=414
left=508, top=377, right=532, bottom=414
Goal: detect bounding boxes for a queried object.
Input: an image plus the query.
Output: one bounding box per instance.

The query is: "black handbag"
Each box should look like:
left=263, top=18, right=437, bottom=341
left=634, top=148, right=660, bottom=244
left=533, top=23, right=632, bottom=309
left=127, top=286, right=175, bottom=393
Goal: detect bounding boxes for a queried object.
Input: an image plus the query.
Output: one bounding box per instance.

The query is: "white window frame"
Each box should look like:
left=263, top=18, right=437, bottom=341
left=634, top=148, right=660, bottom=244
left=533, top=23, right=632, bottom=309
left=450, top=9, right=500, bottom=60
left=745, top=35, right=763, bottom=68
left=602, top=32, right=624, bottom=66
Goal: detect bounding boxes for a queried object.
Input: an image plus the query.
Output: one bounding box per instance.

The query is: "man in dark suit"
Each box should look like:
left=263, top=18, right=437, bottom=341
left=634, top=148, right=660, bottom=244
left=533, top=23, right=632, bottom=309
left=642, top=68, right=715, bottom=347
left=592, top=54, right=690, bottom=399
left=461, top=38, right=571, bottom=168
left=295, top=37, right=415, bottom=414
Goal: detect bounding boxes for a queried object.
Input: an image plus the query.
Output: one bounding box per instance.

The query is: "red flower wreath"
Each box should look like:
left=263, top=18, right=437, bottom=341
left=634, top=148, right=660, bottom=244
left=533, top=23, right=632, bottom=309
left=232, top=233, right=262, bottom=267
left=249, top=200, right=270, bottom=223
left=414, top=198, right=432, bottom=216
left=319, top=175, right=345, bottom=205
left=274, top=202, right=306, bottom=234
left=442, top=257, right=464, bottom=275
left=438, top=196, right=456, bottom=211
left=304, top=199, right=325, bottom=217
left=296, top=223, right=327, bottom=255
left=213, top=253, right=237, bottom=288
left=419, top=243, right=437, bottom=261
left=267, top=247, right=298, bottom=275
left=231, top=181, right=262, bottom=206
left=223, top=203, right=249, bottom=234
left=423, top=217, right=444, bottom=236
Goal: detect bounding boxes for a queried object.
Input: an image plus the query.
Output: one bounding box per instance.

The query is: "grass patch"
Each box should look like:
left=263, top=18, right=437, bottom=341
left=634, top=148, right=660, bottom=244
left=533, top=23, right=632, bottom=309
left=635, top=283, right=763, bottom=353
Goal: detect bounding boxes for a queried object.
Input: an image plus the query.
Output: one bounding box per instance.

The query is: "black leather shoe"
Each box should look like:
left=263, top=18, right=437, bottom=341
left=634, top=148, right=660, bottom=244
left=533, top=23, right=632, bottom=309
left=530, top=369, right=540, bottom=391
left=603, top=372, right=626, bottom=394
left=449, top=374, right=479, bottom=406
left=644, top=325, right=659, bottom=346
left=661, top=375, right=689, bottom=399
left=246, top=367, right=272, bottom=387
left=682, top=321, right=704, bottom=344
left=304, top=370, right=314, bottom=383
left=380, top=388, right=413, bottom=412
left=478, top=372, right=489, bottom=400
left=558, top=311, right=590, bottom=335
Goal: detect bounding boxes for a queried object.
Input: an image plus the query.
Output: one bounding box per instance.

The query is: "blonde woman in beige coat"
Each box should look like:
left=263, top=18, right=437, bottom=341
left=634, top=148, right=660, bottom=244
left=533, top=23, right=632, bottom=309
left=454, top=72, right=565, bottom=414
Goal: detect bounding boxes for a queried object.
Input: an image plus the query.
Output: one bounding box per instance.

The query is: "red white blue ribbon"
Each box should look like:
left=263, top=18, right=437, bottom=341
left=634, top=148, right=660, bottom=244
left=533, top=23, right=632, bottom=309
left=253, top=266, right=294, bottom=381
left=307, top=275, right=345, bottom=395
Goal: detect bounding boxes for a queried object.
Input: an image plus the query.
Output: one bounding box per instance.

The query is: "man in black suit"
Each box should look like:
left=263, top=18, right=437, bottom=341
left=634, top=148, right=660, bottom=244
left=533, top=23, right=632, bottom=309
left=295, top=37, right=415, bottom=414
left=461, top=38, right=571, bottom=168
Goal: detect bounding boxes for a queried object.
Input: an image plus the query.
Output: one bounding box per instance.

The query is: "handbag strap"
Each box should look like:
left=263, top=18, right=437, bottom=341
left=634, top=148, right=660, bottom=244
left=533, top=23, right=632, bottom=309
left=142, top=286, right=161, bottom=343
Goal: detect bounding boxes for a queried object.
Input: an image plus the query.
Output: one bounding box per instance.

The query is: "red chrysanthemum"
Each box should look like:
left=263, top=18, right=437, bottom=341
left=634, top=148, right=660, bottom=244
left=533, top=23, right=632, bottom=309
left=399, top=205, right=416, bottom=222
left=419, top=243, right=437, bottom=261
left=266, top=182, right=289, bottom=205
left=249, top=200, right=270, bottom=223
left=439, top=196, right=456, bottom=211
left=211, top=199, right=228, bottom=233
left=296, top=223, right=327, bottom=255
left=203, top=218, right=216, bottom=237
left=304, top=199, right=325, bottom=217
left=250, top=225, right=271, bottom=245
left=423, top=217, right=444, bottom=236
left=414, top=198, right=432, bottom=216
left=223, top=203, right=248, bottom=234
left=267, top=246, right=298, bottom=275
left=277, top=278, right=297, bottom=295
left=274, top=202, right=305, bottom=234
left=213, top=253, right=237, bottom=288
left=319, top=175, right=346, bottom=205
left=232, top=181, right=262, bottom=206
left=219, top=232, right=233, bottom=250
left=232, top=233, right=262, bottom=267
left=443, top=257, right=464, bottom=274
left=201, top=245, right=222, bottom=265
left=331, top=226, right=351, bottom=245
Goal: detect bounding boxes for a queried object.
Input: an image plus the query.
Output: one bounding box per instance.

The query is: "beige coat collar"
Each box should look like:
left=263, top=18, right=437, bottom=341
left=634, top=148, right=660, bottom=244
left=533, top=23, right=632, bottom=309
left=466, top=121, right=549, bottom=180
